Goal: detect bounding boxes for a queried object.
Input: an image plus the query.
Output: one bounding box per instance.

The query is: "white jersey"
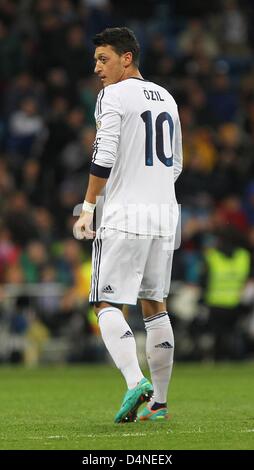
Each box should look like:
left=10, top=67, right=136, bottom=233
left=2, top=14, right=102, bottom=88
left=90, top=77, right=183, bottom=236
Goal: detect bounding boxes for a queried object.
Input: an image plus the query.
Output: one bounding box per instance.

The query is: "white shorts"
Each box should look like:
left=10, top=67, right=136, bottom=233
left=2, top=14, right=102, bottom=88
left=89, top=228, right=174, bottom=305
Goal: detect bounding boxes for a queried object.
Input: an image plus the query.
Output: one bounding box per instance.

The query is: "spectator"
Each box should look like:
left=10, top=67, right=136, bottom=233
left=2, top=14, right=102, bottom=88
left=63, top=24, right=92, bottom=83
left=213, top=195, right=249, bottom=232
left=177, top=18, right=219, bottom=58
left=0, top=20, right=23, bottom=82
left=0, top=158, right=14, bottom=200
left=36, top=13, right=66, bottom=75
left=202, top=228, right=251, bottom=360
left=6, top=97, right=44, bottom=160
left=19, top=159, right=43, bottom=205
left=79, top=76, right=102, bottom=125
left=207, top=69, right=238, bottom=124
left=46, top=67, right=77, bottom=107
left=219, top=0, right=250, bottom=57
left=4, top=192, right=39, bottom=246
left=243, top=181, right=254, bottom=226
left=0, top=225, right=20, bottom=282
left=33, top=207, right=56, bottom=246
left=4, top=263, right=24, bottom=284
left=4, top=72, right=45, bottom=116
left=20, top=240, right=49, bottom=283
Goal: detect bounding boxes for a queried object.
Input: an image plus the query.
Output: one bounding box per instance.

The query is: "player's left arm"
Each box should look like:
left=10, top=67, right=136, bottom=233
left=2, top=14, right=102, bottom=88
left=173, top=114, right=183, bottom=182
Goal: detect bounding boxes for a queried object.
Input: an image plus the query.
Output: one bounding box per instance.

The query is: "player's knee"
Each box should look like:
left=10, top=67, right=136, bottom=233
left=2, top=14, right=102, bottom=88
left=141, top=299, right=166, bottom=318
left=93, top=302, right=107, bottom=316
left=93, top=301, right=123, bottom=316
left=93, top=303, right=100, bottom=316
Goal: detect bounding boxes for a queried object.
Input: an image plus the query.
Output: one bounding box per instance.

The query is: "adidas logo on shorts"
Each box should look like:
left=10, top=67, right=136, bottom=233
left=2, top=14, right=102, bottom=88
left=155, top=341, right=173, bottom=349
left=102, top=285, right=114, bottom=294
left=120, top=330, right=134, bottom=339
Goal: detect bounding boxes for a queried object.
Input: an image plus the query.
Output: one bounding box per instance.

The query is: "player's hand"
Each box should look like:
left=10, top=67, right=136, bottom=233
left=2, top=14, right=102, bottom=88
left=73, top=211, right=95, bottom=240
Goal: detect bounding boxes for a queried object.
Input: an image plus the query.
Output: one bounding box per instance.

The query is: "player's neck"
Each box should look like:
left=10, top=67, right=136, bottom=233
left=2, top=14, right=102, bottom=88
left=121, top=67, right=143, bottom=82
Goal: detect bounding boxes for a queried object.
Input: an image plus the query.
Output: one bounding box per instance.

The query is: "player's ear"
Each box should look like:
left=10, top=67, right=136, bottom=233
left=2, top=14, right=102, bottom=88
left=123, top=52, right=133, bottom=67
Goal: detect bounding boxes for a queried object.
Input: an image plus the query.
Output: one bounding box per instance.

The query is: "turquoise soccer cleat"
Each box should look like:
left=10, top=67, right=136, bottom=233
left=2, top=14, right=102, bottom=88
left=114, top=378, right=153, bottom=423
left=137, top=405, right=169, bottom=421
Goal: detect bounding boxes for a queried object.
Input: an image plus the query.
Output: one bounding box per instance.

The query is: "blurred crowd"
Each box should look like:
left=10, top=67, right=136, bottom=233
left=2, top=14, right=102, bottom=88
left=1, top=0, right=254, bottom=364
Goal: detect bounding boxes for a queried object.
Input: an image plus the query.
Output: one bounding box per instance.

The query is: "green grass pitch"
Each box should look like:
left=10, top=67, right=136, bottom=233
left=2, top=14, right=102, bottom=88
left=0, top=362, right=253, bottom=450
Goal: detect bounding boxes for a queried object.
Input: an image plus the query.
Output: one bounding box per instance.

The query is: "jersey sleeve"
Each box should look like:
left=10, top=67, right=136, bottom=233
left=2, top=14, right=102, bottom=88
left=173, top=113, right=183, bottom=182
left=90, top=87, right=123, bottom=178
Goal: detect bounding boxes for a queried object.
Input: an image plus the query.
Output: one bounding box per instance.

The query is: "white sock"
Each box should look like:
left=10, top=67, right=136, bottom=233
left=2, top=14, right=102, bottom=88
left=98, top=307, right=144, bottom=389
left=144, top=312, right=174, bottom=406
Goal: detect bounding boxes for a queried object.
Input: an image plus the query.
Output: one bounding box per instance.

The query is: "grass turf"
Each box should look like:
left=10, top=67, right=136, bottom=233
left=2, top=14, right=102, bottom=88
left=0, top=362, right=253, bottom=450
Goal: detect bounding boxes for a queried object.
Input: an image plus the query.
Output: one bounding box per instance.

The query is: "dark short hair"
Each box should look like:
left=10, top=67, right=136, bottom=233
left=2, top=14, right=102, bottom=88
left=93, top=27, right=140, bottom=67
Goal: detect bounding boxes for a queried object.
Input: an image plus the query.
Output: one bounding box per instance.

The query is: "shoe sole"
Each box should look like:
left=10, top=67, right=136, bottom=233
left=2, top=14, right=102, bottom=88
left=116, top=389, right=153, bottom=424
left=139, top=413, right=169, bottom=421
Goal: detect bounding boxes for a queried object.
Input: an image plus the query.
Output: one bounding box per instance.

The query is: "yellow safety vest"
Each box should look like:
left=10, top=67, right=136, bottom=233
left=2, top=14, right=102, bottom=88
left=204, top=248, right=250, bottom=308
left=76, top=260, right=100, bottom=335
left=75, top=260, right=92, bottom=299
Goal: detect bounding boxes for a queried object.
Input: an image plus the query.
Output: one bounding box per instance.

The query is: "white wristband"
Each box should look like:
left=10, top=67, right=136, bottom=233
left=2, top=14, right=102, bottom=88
left=82, top=200, right=96, bottom=213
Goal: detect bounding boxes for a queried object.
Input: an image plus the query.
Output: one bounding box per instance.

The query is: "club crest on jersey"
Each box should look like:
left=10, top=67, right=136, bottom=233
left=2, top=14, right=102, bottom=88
left=96, top=119, right=101, bottom=130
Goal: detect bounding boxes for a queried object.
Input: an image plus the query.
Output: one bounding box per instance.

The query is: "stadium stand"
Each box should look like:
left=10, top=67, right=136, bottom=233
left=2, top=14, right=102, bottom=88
left=0, top=0, right=254, bottom=364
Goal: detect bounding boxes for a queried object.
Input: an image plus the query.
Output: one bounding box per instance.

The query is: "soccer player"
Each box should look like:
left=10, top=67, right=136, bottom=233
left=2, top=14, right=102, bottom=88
left=74, top=27, right=183, bottom=423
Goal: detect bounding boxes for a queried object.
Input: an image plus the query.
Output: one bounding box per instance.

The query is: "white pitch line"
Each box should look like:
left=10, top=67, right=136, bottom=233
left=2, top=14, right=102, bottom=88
left=79, top=432, right=149, bottom=439
left=173, top=428, right=204, bottom=434
left=240, top=429, right=254, bottom=433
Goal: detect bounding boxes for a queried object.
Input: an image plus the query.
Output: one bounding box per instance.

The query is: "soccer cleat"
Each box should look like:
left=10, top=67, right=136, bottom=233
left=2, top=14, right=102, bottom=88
left=137, top=405, right=169, bottom=421
left=114, top=377, right=153, bottom=424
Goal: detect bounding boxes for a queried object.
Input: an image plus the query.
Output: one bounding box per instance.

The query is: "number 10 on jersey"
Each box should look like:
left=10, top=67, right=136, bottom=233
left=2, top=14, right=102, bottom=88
left=141, top=111, right=174, bottom=167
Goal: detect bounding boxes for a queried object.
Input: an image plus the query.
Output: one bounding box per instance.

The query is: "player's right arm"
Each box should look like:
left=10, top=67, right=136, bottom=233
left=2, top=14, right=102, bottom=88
left=73, top=174, right=108, bottom=240
left=90, top=86, right=123, bottom=178
left=73, top=87, right=123, bottom=240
